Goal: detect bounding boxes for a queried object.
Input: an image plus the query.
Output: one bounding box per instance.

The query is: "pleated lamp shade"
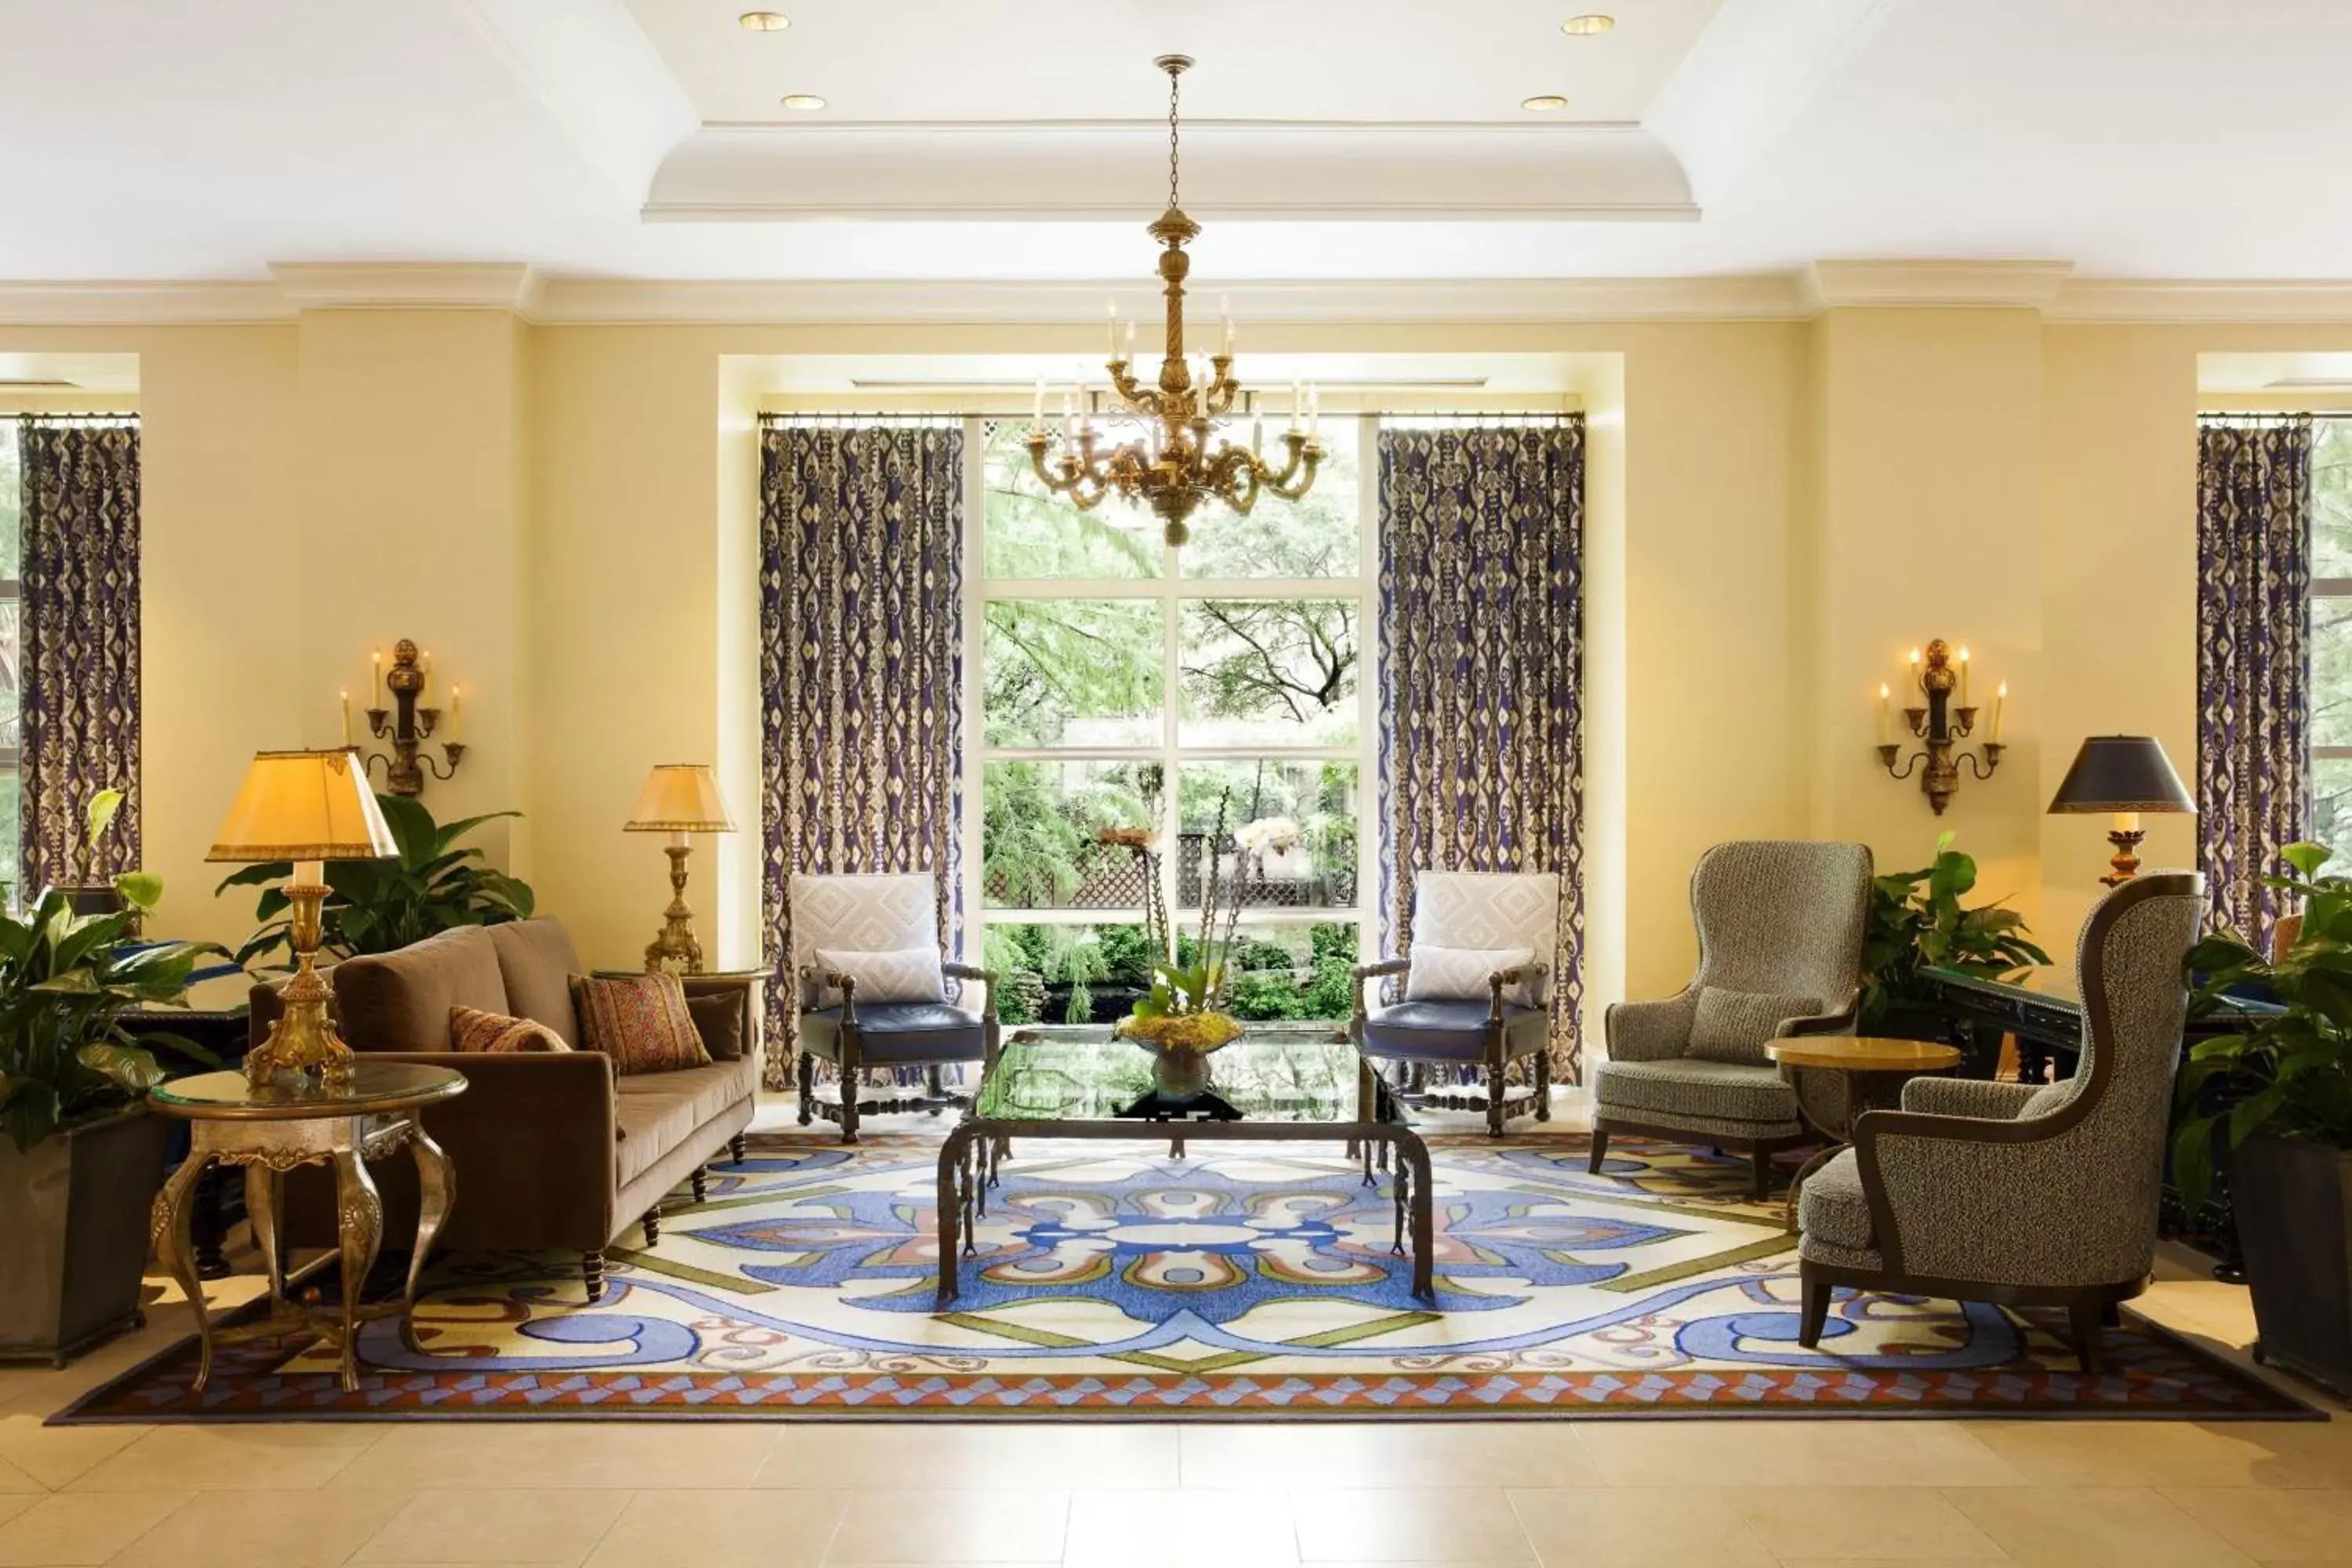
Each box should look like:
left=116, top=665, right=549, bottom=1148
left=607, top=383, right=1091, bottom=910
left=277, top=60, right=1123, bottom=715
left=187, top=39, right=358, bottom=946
left=626, top=764, right=736, bottom=833
left=207, top=749, right=397, bottom=862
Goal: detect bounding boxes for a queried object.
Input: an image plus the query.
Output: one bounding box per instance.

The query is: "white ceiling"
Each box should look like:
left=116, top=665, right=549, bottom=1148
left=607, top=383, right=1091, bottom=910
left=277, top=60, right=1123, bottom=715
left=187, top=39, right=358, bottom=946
left=7, top=0, right=2352, bottom=285
left=620, top=0, right=1722, bottom=125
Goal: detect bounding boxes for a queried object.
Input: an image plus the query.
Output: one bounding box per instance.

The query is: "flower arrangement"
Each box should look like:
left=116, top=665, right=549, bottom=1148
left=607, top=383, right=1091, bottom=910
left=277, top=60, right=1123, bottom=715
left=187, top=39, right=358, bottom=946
left=1112, top=793, right=1247, bottom=1076
left=1234, top=815, right=1302, bottom=858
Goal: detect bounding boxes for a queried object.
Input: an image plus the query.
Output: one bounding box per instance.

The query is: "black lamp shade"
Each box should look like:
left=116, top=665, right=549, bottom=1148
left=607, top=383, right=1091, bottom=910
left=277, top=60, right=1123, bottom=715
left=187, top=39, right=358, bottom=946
left=2047, top=735, right=2194, bottom=815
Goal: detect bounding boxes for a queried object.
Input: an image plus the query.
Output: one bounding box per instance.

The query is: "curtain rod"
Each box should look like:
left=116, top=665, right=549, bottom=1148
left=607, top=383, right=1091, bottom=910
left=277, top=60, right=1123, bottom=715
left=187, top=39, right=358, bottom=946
left=12, top=412, right=140, bottom=424
left=757, top=409, right=1580, bottom=424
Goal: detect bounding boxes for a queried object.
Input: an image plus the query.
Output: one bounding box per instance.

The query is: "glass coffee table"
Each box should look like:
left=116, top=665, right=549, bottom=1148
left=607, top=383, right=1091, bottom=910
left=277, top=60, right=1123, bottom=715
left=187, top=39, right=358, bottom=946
left=934, top=1028, right=1436, bottom=1308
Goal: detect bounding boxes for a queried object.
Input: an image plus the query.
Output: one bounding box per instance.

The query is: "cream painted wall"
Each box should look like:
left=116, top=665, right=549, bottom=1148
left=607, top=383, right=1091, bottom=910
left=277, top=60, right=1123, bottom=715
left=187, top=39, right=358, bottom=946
left=1806, top=307, right=2049, bottom=935
left=7, top=304, right=2341, bottom=1054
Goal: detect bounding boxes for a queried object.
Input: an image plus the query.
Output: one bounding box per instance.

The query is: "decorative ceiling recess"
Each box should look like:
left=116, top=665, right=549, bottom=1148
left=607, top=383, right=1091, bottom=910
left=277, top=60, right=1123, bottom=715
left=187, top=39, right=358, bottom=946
left=628, top=0, right=1717, bottom=223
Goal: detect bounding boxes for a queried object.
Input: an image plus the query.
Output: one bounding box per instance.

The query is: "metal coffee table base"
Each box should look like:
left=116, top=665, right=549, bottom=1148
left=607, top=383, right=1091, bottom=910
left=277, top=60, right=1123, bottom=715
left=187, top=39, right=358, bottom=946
left=933, top=1118, right=1437, bottom=1309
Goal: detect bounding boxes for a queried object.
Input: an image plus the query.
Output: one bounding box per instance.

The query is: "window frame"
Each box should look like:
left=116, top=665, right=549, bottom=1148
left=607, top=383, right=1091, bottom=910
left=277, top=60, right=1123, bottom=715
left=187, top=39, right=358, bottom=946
left=960, top=414, right=1377, bottom=984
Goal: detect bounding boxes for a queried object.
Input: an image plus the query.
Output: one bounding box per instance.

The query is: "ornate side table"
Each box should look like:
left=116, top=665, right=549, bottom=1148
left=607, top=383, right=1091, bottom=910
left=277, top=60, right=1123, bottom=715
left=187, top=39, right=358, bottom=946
left=147, top=1063, right=466, bottom=1392
left=1765, top=1034, right=1961, bottom=1231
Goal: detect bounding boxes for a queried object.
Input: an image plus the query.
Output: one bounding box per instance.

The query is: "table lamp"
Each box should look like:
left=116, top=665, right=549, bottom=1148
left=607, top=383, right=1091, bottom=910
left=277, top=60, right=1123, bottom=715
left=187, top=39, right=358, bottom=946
left=2047, top=735, right=2194, bottom=887
left=626, top=764, right=735, bottom=975
left=208, top=749, right=397, bottom=1089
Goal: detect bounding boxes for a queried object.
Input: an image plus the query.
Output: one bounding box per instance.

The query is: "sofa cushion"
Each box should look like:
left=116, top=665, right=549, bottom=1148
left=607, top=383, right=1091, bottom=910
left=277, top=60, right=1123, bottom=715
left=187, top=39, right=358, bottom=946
left=1688, top=986, right=1820, bottom=1066
left=1362, top=998, right=1541, bottom=1062
left=686, top=991, right=744, bottom=1062
left=449, top=1005, right=569, bottom=1054
left=572, top=971, right=711, bottom=1075
left=332, top=925, right=509, bottom=1051
left=1592, top=1056, right=1798, bottom=1127
left=614, top=1058, right=757, bottom=1185
left=488, top=920, right=586, bottom=1045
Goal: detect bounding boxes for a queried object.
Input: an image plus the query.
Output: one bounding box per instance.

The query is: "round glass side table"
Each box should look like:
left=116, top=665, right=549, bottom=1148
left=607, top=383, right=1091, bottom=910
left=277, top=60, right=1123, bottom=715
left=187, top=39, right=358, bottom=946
left=147, top=1062, right=467, bottom=1392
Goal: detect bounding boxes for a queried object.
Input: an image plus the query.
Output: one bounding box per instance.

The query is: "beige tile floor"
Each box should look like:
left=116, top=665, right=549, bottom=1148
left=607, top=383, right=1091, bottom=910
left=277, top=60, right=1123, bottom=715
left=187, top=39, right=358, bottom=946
left=1, top=1091, right=2346, bottom=1566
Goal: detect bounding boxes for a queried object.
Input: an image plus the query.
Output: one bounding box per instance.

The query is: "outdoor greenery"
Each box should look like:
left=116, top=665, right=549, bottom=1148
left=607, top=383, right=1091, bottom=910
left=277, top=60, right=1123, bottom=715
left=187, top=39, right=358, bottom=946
left=0, top=876, right=222, bottom=1151
left=1860, top=832, right=2050, bottom=1029
left=2308, top=422, right=2352, bottom=865
left=220, top=793, right=535, bottom=970
left=2175, top=840, right=2352, bottom=1212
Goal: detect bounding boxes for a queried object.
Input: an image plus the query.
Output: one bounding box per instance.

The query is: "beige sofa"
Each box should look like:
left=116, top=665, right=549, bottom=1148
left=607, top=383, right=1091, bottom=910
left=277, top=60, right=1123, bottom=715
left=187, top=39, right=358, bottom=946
left=254, top=919, right=760, bottom=1300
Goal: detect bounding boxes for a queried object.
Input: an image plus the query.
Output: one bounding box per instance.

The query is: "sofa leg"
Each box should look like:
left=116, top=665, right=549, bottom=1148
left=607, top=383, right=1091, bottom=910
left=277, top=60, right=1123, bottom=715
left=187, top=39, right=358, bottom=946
left=1749, top=1148, right=1773, bottom=1200
left=2070, top=1298, right=2107, bottom=1377
left=690, top=1166, right=708, bottom=1204
left=729, top=1134, right=748, bottom=1164
left=1587, top=1123, right=1610, bottom=1174
left=583, top=1249, right=606, bottom=1304
left=1798, top=1272, right=1831, bottom=1348
left=643, top=1207, right=661, bottom=1247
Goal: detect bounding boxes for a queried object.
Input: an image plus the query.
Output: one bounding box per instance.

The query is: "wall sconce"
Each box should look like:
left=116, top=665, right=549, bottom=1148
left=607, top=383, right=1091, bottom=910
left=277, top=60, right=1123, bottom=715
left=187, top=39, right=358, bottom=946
left=1875, top=637, right=2004, bottom=815
left=340, top=638, right=465, bottom=797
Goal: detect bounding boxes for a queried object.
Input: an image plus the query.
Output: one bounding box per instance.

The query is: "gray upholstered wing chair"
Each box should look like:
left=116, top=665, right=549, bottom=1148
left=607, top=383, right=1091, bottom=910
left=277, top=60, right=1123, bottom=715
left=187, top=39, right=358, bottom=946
left=1796, top=872, right=2204, bottom=1374
left=789, top=871, right=997, bottom=1143
left=1352, top=869, right=1562, bottom=1137
left=1589, top=840, right=1872, bottom=1196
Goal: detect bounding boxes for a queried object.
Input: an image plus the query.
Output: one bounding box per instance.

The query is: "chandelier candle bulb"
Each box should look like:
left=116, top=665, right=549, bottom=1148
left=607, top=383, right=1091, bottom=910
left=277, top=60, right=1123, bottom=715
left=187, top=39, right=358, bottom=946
left=1220, top=296, right=1233, bottom=355
left=1907, top=647, right=1922, bottom=684
left=1032, top=376, right=1044, bottom=424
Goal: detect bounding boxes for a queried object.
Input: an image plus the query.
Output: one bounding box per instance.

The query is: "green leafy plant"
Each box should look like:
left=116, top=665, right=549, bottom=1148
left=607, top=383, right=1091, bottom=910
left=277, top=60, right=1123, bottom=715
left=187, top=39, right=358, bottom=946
left=0, top=877, right=223, bottom=1151
left=219, top=793, right=535, bottom=971
left=2173, top=840, right=2352, bottom=1212
left=1860, top=831, right=2050, bottom=1029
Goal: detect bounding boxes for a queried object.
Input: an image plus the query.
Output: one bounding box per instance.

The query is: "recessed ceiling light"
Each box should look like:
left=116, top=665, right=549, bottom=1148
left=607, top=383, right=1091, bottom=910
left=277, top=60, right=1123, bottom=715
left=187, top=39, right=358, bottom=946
left=738, top=11, right=789, bottom=30
left=1521, top=94, right=1570, bottom=111
left=780, top=93, right=827, bottom=111
left=1561, top=13, right=1616, bottom=34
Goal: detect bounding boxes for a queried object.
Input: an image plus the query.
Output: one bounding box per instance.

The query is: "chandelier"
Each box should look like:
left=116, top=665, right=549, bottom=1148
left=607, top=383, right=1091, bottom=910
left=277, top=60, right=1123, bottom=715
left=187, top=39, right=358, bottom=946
left=1027, top=55, right=1323, bottom=548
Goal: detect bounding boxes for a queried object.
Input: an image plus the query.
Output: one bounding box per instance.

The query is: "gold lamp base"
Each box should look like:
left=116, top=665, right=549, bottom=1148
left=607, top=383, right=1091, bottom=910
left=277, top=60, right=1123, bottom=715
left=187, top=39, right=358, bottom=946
left=643, top=841, right=706, bottom=975
left=245, top=880, right=356, bottom=1091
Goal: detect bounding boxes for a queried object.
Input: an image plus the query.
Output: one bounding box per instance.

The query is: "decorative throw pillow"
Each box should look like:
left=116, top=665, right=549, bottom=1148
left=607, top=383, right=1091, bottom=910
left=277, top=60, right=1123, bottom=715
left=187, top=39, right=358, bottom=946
left=685, top=990, right=744, bottom=1062
left=1404, top=944, right=1536, bottom=1007
left=448, top=1005, right=571, bottom=1054
left=568, top=972, right=711, bottom=1075
left=813, top=946, right=944, bottom=1007
left=1687, top=986, right=1822, bottom=1065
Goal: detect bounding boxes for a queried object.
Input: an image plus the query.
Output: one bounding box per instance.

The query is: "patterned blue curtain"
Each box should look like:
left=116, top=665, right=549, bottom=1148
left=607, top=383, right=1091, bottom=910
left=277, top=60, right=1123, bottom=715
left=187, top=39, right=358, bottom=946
left=18, top=418, right=141, bottom=896
left=2197, top=415, right=2312, bottom=950
left=759, top=422, right=964, bottom=1087
left=1377, top=419, right=1585, bottom=1079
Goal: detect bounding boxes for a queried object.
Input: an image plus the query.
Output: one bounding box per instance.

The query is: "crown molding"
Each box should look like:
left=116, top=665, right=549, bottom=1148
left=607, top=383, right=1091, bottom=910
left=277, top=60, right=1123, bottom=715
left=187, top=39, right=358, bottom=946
left=0, top=281, right=294, bottom=326
left=527, top=274, right=1811, bottom=325
left=16, top=264, right=2352, bottom=328
left=267, top=263, right=538, bottom=311
left=2049, top=278, right=2352, bottom=324
left=1803, top=260, right=2076, bottom=313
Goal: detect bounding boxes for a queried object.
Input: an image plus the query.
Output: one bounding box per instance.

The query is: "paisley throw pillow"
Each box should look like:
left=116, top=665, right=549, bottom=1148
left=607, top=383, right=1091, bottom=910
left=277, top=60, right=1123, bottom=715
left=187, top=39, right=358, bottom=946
left=448, top=1005, right=571, bottom=1054
left=568, top=971, right=711, bottom=1075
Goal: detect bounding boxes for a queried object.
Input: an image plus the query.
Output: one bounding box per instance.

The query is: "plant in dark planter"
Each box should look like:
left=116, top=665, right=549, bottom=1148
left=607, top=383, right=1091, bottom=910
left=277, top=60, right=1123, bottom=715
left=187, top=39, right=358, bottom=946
left=0, top=877, right=221, bottom=1364
left=1860, top=830, right=2050, bottom=1036
left=220, top=793, right=534, bottom=969
left=2176, top=840, right=2352, bottom=1397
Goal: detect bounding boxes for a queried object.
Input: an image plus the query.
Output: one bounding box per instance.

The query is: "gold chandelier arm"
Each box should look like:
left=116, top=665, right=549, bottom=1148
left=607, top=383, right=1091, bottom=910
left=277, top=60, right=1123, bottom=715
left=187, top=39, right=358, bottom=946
left=1204, top=355, right=1238, bottom=419
left=1262, top=437, right=1324, bottom=502
left=1211, top=445, right=1262, bottom=514
left=1107, top=359, right=1163, bottom=418
left=1026, top=431, right=1116, bottom=511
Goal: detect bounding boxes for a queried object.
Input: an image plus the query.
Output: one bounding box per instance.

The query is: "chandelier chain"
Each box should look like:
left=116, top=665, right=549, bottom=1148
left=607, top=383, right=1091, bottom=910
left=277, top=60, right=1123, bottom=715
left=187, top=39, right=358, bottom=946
left=1167, top=67, right=1181, bottom=211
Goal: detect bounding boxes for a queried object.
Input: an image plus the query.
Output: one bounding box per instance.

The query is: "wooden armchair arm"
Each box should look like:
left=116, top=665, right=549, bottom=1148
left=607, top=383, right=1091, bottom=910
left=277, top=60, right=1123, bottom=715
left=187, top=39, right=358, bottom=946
left=942, top=961, right=999, bottom=1021
left=797, top=963, right=858, bottom=1024
left=1350, top=956, right=1411, bottom=1025
left=1489, top=960, right=1548, bottom=1019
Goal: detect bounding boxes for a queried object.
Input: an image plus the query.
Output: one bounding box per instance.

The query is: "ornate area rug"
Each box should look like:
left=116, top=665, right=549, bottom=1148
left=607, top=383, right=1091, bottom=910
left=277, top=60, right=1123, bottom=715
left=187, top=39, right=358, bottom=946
left=59, top=1131, right=2308, bottom=1422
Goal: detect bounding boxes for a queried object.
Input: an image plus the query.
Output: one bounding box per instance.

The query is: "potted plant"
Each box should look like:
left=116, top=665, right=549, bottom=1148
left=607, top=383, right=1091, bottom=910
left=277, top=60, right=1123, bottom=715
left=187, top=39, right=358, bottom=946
left=220, top=793, right=534, bottom=968
left=2175, top=840, right=2352, bottom=1396
left=55, top=789, right=132, bottom=919
left=1112, top=793, right=1245, bottom=1114
left=0, top=875, right=220, bottom=1364
left=1860, top=831, right=2051, bottom=1037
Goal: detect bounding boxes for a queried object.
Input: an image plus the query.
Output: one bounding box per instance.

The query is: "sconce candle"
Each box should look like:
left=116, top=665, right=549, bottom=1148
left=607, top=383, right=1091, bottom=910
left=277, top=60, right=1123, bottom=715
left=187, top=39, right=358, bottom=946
left=1876, top=637, right=2003, bottom=815
left=371, top=649, right=383, bottom=706
left=1877, top=683, right=1893, bottom=746
left=1991, top=681, right=2007, bottom=743
left=339, top=691, right=351, bottom=747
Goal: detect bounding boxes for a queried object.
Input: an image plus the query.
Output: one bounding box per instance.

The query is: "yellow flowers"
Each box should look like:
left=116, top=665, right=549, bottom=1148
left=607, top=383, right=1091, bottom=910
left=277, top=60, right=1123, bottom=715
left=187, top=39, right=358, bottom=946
left=1116, top=1011, right=1243, bottom=1051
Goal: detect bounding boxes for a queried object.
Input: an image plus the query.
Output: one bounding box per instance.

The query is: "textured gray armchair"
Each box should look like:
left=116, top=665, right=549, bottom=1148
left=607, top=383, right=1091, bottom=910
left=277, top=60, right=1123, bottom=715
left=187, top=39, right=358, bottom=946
left=1796, top=872, right=2203, bottom=1374
left=1589, top=840, right=1872, bottom=1196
